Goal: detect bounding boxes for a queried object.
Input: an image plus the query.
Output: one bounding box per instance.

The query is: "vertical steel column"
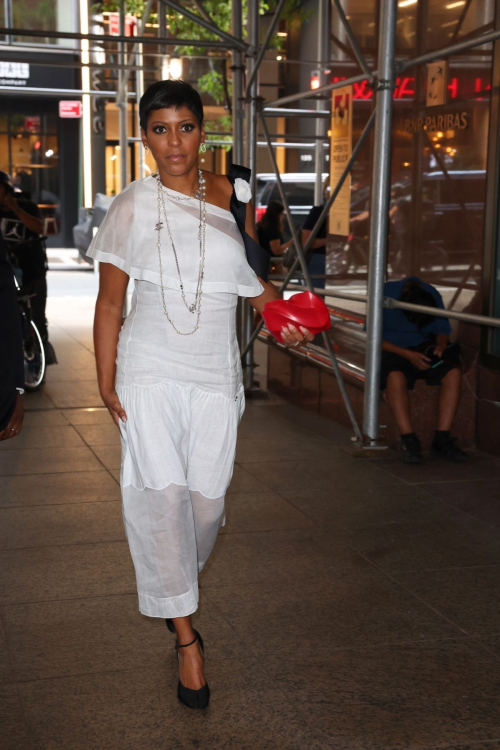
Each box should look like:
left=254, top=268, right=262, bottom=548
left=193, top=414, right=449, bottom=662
left=231, top=0, right=244, bottom=179
left=118, top=0, right=128, bottom=190
left=232, top=0, right=245, bottom=352
left=242, top=0, right=259, bottom=391
left=362, top=0, right=398, bottom=442
left=314, top=0, right=330, bottom=205
left=245, top=0, right=259, bottom=201
left=136, top=42, right=145, bottom=180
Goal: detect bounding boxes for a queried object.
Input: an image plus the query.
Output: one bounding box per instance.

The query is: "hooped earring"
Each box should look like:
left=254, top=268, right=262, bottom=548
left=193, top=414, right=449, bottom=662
left=200, top=142, right=207, bottom=153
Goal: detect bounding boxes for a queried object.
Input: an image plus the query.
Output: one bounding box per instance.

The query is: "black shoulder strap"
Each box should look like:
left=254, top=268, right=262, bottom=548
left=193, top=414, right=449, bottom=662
left=227, top=164, right=269, bottom=282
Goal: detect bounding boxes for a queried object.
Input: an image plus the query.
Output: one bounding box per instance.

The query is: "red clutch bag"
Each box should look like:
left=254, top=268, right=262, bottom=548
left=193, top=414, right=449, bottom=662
left=262, top=291, right=331, bottom=343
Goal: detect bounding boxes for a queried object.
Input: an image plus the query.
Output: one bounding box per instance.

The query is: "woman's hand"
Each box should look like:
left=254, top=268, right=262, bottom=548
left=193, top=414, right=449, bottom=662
left=0, top=392, right=24, bottom=441
left=281, top=323, right=314, bottom=347
left=101, top=388, right=127, bottom=428
left=406, top=351, right=431, bottom=370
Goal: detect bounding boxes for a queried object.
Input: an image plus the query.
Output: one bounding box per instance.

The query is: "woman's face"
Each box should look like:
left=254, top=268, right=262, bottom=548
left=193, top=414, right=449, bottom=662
left=141, top=105, right=204, bottom=177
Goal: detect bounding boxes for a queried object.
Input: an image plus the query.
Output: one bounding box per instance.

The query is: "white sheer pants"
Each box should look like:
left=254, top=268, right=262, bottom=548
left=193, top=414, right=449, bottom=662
left=117, top=379, right=244, bottom=619
left=122, top=484, right=225, bottom=618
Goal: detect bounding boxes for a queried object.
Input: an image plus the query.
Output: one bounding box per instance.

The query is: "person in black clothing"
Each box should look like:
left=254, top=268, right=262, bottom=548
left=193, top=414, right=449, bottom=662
left=0, top=231, right=25, bottom=439
left=300, top=179, right=329, bottom=289
left=256, top=200, right=292, bottom=260
left=0, top=172, right=53, bottom=359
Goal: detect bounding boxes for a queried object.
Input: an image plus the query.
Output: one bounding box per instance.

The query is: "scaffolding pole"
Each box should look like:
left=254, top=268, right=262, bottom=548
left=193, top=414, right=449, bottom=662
left=116, top=0, right=155, bottom=106
left=314, top=0, right=330, bottom=205
left=241, top=0, right=259, bottom=392
left=136, top=42, right=145, bottom=180
left=0, top=26, right=237, bottom=48
left=362, top=0, right=398, bottom=444
left=245, top=0, right=287, bottom=97
left=260, top=113, right=363, bottom=444
left=118, top=1, right=128, bottom=192
left=231, top=0, right=244, bottom=166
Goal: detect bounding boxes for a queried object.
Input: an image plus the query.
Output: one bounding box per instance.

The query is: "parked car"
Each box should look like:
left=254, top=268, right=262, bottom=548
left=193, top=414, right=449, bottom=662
left=256, top=172, right=329, bottom=232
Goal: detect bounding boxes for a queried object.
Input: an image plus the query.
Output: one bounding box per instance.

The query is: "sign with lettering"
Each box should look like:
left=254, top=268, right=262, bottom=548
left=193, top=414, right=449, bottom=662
left=404, top=112, right=468, bottom=134
left=59, top=101, right=82, bottom=118
left=329, top=74, right=491, bottom=102
left=329, top=85, right=352, bottom=237
left=0, top=61, right=30, bottom=86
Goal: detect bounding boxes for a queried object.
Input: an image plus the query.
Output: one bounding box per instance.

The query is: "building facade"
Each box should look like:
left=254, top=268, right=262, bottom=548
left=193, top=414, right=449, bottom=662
left=264, top=0, right=500, bottom=455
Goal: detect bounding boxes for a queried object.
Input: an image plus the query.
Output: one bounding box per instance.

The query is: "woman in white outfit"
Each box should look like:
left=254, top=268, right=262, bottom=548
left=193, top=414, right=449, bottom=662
left=89, top=80, right=313, bottom=710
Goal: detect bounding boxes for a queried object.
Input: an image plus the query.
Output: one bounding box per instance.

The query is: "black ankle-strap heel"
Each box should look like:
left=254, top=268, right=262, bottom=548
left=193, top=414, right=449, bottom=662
left=175, top=630, right=210, bottom=709
left=165, top=618, right=176, bottom=633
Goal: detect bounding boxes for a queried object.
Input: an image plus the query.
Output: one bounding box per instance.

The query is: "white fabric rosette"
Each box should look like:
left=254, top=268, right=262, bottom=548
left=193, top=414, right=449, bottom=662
left=234, top=178, right=252, bottom=203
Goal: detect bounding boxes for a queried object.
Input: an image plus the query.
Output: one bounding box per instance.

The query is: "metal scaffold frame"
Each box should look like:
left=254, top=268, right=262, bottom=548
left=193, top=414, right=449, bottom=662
left=2, top=0, right=500, bottom=445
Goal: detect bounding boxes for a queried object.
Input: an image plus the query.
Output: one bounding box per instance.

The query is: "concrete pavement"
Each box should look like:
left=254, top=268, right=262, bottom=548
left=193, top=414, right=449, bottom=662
left=1, top=272, right=500, bottom=749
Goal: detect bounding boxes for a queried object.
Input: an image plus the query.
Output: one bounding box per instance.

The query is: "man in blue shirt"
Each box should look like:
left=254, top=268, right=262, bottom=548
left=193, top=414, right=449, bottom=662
left=381, top=276, right=465, bottom=463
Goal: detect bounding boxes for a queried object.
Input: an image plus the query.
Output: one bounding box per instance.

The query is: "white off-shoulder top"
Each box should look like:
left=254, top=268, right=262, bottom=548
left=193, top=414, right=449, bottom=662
left=86, top=175, right=265, bottom=299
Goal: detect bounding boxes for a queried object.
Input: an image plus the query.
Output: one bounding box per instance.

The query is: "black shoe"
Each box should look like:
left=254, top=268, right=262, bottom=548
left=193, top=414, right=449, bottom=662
left=165, top=618, right=176, bottom=634
left=400, top=433, right=422, bottom=464
left=175, top=630, right=210, bottom=710
left=432, top=434, right=466, bottom=462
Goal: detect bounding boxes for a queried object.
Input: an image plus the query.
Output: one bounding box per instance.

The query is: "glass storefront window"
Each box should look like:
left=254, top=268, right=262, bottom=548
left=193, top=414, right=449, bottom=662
left=1, top=0, right=74, bottom=46
left=491, top=210, right=500, bottom=355
left=396, top=4, right=418, bottom=55
left=427, top=0, right=495, bottom=52
left=1, top=111, right=60, bottom=236
left=12, top=0, right=57, bottom=44
left=0, top=2, right=5, bottom=43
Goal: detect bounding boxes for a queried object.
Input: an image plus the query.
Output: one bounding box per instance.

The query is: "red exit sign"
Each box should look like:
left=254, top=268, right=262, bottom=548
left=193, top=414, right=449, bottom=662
left=59, top=101, right=82, bottom=118
left=327, top=75, right=491, bottom=101
left=109, top=12, right=137, bottom=36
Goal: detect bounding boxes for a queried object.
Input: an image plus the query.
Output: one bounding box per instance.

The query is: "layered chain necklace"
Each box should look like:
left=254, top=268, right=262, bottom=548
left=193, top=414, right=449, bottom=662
left=155, top=168, right=206, bottom=336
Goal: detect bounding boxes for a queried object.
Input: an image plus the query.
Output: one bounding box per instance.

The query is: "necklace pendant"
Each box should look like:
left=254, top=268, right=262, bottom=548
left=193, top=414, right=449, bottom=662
left=188, top=303, right=196, bottom=313
left=155, top=222, right=163, bottom=231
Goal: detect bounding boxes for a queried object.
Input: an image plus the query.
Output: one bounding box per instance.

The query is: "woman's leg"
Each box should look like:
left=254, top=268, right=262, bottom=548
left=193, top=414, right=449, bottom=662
left=385, top=370, right=413, bottom=434
left=170, top=614, right=206, bottom=690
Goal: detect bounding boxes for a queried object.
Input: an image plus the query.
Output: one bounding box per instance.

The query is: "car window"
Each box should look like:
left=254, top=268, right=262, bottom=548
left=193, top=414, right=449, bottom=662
left=269, top=182, right=315, bottom=206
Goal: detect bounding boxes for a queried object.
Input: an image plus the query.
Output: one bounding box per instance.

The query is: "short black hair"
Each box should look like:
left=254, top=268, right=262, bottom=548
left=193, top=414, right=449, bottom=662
left=139, top=79, right=204, bottom=131
left=400, top=280, right=437, bottom=329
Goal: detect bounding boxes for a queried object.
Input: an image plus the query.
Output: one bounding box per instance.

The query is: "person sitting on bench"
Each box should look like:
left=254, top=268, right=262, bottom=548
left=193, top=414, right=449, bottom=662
left=381, top=276, right=465, bottom=464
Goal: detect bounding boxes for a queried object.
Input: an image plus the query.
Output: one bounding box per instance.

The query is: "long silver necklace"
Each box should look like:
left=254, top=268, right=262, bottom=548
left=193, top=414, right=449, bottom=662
left=155, top=169, right=206, bottom=335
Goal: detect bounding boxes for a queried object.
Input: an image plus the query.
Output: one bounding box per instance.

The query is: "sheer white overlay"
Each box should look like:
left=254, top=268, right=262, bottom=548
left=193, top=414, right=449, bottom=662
left=86, top=175, right=264, bottom=297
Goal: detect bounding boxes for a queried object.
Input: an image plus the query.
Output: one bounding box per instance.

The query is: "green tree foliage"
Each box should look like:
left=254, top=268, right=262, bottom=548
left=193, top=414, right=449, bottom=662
left=92, top=0, right=306, bottom=141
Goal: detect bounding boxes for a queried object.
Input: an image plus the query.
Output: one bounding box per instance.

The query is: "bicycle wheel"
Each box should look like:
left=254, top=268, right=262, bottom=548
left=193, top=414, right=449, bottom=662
left=24, top=320, right=46, bottom=391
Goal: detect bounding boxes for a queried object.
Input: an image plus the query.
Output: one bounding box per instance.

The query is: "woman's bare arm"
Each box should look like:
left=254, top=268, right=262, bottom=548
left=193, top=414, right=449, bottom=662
left=94, top=263, right=129, bottom=426
left=269, top=237, right=292, bottom=255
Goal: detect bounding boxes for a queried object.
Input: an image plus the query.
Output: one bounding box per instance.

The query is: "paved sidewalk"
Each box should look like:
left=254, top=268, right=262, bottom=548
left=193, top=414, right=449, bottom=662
left=1, top=285, right=500, bottom=749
